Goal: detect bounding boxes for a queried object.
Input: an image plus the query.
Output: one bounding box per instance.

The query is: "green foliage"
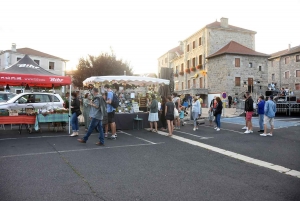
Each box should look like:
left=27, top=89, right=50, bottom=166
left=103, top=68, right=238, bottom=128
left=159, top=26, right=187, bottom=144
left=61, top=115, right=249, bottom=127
left=72, top=53, right=134, bottom=87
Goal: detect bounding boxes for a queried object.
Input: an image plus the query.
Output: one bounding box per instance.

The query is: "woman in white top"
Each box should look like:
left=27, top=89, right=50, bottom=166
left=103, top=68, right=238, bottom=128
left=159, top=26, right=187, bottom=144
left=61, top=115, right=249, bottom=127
left=191, top=96, right=201, bottom=131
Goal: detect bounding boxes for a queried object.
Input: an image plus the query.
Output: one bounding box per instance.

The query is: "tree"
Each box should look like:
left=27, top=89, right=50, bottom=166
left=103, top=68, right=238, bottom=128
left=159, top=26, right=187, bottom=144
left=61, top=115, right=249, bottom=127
left=72, top=53, right=133, bottom=87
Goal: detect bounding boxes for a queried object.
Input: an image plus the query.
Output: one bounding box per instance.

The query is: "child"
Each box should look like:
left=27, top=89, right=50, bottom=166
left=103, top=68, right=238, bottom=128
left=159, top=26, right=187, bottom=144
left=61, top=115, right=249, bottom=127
left=179, top=106, right=185, bottom=127
left=208, top=107, right=214, bottom=126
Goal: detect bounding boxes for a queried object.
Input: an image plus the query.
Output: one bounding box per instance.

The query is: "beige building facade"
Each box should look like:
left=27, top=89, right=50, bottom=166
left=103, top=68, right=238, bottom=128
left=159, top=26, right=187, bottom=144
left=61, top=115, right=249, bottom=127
left=158, top=18, right=263, bottom=105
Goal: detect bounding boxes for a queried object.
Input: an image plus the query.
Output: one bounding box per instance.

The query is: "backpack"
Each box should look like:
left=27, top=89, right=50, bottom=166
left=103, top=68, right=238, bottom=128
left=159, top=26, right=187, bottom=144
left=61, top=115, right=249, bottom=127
left=110, top=92, right=120, bottom=108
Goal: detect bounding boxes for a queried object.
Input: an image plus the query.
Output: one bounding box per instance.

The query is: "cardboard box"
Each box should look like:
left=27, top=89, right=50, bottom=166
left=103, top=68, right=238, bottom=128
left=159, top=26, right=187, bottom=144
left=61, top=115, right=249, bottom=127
left=9, top=110, right=18, bottom=116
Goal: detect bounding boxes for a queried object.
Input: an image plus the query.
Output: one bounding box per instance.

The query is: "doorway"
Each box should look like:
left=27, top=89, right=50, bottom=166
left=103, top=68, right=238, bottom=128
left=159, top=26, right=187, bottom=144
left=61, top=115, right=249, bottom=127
left=248, top=78, right=253, bottom=93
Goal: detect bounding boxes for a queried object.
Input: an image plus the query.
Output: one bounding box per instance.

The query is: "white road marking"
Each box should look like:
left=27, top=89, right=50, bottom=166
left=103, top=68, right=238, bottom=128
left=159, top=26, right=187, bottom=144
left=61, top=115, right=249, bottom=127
left=119, top=130, right=156, bottom=144
left=173, top=130, right=214, bottom=139
left=0, top=142, right=165, bottom=159
left=156, top=130, right=300, bottom=179
left=201, top=125, right=245, bottom=134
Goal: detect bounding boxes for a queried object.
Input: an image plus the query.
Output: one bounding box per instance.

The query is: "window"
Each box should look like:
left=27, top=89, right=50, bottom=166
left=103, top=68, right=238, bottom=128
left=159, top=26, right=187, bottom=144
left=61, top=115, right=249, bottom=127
left=188, top=80, right=190, bottom=89
left=175, top=66, right=178, bottom=73
left=181, top=63, right=184, bottom=72
left=187, top=60, right=190, bottom=68
left=49, top=95, right=60, bottom=102
left=162, top=60, right=163, bottom=64
left=199, top=37, right=202, bottom=46
left=175, top=83, right=179, bottom=91
left=192, top=58, right=196, bottom=67
left=34, top=60, right=40, bottom=65
left=181, top=82, right=184, bottom=90
left=296, top=70, right=300, bottom=77
left=285, top=57, right=290, bottom=64
left=296, top=55, right=300, bottom=62
left=271, top=60, right=273, bottom=67
left=295, top=83, right=300, bottom=90
left=17, top=57, right=22, bottom=61
left=193, top=79, right=196, bottom=87
left=235, top=58, right=240, bottom=67
left=187, top=44, right=190, bottom=52
left=249, top=62, right=252, bottom=68
left=165, top=58, right=167, bottom=63
left=199, top=77, right=203, bottom=88
left=272, top=74, right=275, bottom=81
left=285, top=71, right=290, bottom=79
left=259, top=66, right=262, bottom=71
left=199, top=55, right=202, bottom=65
left=49, top=62, right=55, bottom=70
left=35, top=94, right=51, bottom=103
left=235, top=77, right=241, bottom=86
left=193, top=41, right=195, bottom=49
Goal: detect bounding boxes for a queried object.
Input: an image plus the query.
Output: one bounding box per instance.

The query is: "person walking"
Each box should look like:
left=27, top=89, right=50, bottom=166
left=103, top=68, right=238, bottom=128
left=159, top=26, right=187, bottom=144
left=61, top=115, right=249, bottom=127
left=260, top=95, right=276, bottom=137
left=160, top=96, right=167, bottom=131
left=191, top=96, right=201, bottom=131
left=102, top=92, right=109, bottom=138
left=172, top=92, right=181, bottom=129
left=257, top=95, right=265, bottom=132
left=148, top=94, right=159, bottom=132
left=77, top=88, right=106, bottom=145
left=83, top=93, right=91, bottom=132
left=244, top=92, right=254, bottom=134
left=104, top=84, right=117, bottom=140
left=210, top=96, right=217, bottom=127
left=70, top=92, right=81, bottom=137
left=165, top=95, right=174, bottom=136
left=228, top=95, right=232, bottom=108
left=214, top=97, right=223, bottom=131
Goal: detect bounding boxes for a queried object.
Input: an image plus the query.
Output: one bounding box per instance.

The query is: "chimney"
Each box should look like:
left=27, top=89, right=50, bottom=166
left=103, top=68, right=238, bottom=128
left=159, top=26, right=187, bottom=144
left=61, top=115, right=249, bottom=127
left=220, top=17, right=228, bottom=28
left=11, top=43, right=16, bottom=52
left=288, top=44, right=291, bottom=51
left=179, top=41, right=184, bottom=52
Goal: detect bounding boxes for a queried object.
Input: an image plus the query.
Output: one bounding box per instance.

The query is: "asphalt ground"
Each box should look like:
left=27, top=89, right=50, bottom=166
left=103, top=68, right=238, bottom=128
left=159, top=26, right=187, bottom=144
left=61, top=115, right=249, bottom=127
left=0, top=118, right=300, bottom=201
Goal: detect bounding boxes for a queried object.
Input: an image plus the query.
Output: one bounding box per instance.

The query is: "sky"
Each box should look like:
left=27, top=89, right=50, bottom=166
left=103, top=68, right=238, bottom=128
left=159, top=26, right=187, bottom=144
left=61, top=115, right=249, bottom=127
left=1, top=0, right=300, bottom=75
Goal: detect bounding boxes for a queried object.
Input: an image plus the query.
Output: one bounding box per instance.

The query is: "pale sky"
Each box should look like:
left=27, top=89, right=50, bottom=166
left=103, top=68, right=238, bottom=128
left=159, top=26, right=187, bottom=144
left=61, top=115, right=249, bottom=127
left=1, top=0, right=300, bottom=74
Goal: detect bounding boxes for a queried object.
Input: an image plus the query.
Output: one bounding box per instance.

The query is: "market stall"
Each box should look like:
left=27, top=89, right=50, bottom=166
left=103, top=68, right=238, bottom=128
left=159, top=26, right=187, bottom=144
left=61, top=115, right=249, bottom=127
left=0, top=55, right=72, bottom=133
left=83, top=75, right=169, bottom=129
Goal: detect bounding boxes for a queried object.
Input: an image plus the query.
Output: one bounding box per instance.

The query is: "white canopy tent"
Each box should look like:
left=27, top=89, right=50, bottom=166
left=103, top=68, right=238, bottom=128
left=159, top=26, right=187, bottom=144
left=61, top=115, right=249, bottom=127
left=83, top=76, right=170, bottom=86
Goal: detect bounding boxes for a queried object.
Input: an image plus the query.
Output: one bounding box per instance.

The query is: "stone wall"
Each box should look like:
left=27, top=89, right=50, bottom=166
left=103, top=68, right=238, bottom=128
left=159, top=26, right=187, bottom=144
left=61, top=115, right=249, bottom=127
left=206, top=29, right=255, bottom=56
left=207, top=54, right=269, bottom=97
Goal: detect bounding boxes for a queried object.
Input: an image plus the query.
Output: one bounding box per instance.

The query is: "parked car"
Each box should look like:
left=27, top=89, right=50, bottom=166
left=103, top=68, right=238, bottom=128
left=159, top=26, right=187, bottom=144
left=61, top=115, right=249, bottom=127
left=0, top=92, right=17, bottom=103
left=0, top=92, right=64, bottom=111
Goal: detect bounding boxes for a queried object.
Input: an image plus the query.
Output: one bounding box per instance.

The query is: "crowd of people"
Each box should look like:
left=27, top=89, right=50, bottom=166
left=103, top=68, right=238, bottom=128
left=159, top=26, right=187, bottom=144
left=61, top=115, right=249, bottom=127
left=243, top=92, right=277, bottom=136
left=66, top=87, right=277, bottom=146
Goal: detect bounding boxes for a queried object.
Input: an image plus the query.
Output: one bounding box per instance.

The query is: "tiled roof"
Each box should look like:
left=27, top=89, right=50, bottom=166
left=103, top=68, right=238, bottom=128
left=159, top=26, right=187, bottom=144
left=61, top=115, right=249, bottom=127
left=2, top=48, right=67, bottom=61
left=205, top=21, right=256, bottom=34
left=269, top=45, right=300, bottom=59
left=206, top=41, right=269, bottom=59
left=168, top=46, right=184, bottom=55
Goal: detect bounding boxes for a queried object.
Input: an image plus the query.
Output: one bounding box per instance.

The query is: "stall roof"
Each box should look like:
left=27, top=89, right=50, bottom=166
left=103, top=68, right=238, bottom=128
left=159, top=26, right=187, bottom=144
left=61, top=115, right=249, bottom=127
left=0, top=55, right=71, bottom=87
left=83, top=75, right=170, bottom=86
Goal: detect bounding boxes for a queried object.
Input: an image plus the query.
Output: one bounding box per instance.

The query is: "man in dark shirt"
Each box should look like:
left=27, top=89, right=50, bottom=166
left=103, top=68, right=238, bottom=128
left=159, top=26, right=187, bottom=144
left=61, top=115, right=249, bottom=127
left=244, top=92, right=254, bottom=134
left=228, top=95, right=232, bottom=108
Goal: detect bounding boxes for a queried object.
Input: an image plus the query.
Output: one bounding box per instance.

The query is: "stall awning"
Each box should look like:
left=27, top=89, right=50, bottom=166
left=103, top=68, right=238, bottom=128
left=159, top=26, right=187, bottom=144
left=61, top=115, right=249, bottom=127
left=83, top=75, right=170, bottom=86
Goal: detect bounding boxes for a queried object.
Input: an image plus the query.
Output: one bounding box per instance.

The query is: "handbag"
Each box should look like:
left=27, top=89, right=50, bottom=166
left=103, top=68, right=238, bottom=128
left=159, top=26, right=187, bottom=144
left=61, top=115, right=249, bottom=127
left=174, top=108, right=179, bottom=117
left=76, top=109, right=82, bottom=117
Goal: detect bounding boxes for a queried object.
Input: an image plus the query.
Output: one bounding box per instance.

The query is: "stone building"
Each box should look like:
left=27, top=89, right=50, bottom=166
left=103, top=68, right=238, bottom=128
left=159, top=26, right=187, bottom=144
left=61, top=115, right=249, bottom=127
left=158, top=17, right=266, bottom=105
left=268, top=45, right=300, bottom=97
left=206, top=41, right=269, bottom=98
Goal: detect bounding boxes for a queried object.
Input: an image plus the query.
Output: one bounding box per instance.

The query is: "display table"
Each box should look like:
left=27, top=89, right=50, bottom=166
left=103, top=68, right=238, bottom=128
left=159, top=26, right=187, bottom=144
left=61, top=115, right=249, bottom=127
left=0, top=115, right=36, bottom=134
left=36, top=113, right=69, bottom=132
left=37, top=113, right=69, bottom=123
left=115, top=112, right=150, bottom=130
left=114, top=112, right=162, bottom=130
